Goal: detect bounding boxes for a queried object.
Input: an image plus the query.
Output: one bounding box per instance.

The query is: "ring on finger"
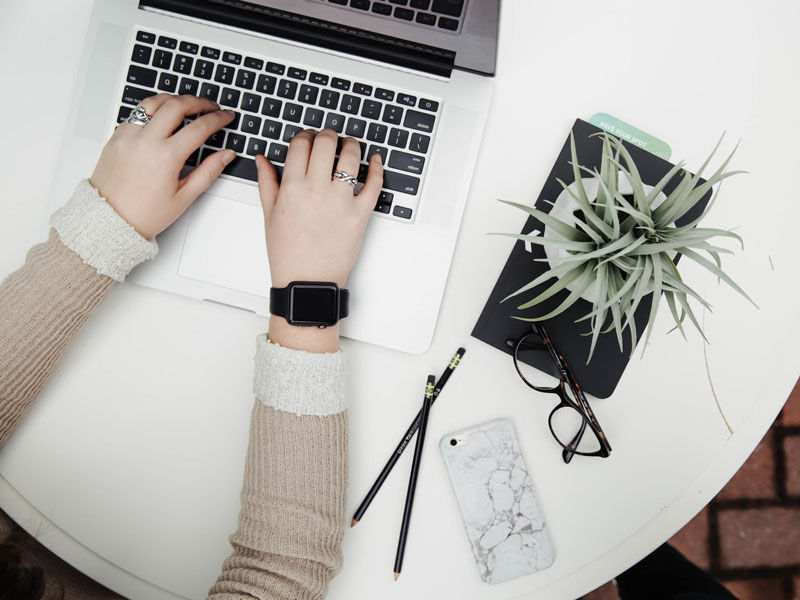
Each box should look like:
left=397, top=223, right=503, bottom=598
left=332, top=170, right=358, bottom=187
left=125, top=105, right=152, bottom=127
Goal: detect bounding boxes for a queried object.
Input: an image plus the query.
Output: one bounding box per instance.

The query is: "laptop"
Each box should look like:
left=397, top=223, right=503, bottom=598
left=49, top=0, right=499, bottom=353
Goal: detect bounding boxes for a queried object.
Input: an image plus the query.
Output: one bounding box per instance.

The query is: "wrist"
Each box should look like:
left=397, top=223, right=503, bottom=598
left=268, top=316, right=339, bottom=353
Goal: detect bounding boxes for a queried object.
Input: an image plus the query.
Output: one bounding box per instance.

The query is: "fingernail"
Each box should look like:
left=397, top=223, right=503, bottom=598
left=222, top=149, right=236, bottom=165
left=375, top=153, right=383, bottom=165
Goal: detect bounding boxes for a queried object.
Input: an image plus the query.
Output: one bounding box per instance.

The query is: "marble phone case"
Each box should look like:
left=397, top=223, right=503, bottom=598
left=439, top=418, right=554, bottom=584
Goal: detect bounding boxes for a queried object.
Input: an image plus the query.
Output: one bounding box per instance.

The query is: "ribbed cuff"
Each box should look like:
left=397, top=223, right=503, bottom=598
left=253, top=335, right=348, bottom=416
left=49, top=179, right=158, bottom=282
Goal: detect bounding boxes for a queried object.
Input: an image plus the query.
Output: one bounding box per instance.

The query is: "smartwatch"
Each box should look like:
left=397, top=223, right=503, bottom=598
left=269, top=282, right=349, bottom=328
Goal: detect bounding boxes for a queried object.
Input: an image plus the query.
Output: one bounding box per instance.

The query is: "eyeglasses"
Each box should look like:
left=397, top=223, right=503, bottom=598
left=506, top=322, right=612, bottom=463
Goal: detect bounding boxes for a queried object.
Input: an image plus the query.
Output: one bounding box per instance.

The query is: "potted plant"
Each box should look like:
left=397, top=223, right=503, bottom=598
left=494, top=133, right=755, bottom=362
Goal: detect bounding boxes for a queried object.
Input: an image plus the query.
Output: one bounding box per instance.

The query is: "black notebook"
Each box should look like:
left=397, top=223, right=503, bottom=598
left=471, top=119, right=711, bottom=398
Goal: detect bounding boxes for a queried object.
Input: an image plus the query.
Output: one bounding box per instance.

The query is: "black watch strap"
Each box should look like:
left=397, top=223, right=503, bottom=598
left=269, top=283, right=349, bottom=324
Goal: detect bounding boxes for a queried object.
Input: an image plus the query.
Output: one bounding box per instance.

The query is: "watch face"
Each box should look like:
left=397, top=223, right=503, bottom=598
left=289, top=284, right=338, bottom=325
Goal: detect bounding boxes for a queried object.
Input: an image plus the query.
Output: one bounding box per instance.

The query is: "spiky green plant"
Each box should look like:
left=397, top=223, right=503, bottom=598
left=493, top=133, right=756, bottom=362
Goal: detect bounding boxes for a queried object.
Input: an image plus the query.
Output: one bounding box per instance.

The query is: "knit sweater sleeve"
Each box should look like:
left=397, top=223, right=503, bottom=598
left=0, top=180, right=157, bottom=447
left=207, top=337, right=349, bottom=600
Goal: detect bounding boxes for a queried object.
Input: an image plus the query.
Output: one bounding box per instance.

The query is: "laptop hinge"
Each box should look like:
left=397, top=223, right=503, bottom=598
left=138, top=0, right=455, bottom=78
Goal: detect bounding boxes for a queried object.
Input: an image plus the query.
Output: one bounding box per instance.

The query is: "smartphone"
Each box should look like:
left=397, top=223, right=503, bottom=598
left=439, top=418, right=555, bottom=584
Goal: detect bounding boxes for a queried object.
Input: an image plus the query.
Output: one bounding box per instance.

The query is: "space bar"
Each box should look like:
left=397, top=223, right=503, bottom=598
left=222, top=156, right=257, bottom=182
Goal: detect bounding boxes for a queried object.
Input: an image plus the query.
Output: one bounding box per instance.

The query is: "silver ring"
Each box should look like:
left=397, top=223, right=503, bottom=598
left=125, top=105, right=152, bottom=127
left=332, top=170, right=357, bottom=187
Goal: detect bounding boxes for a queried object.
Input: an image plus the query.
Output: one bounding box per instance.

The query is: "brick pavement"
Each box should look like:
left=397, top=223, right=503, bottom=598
left=582, top=377, right=800, bottom=600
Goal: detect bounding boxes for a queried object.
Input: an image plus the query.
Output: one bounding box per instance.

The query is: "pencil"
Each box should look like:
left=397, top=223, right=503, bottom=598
left=351, top=347, right=465, bottom=527
left=393, top=375, right=435, bottom=580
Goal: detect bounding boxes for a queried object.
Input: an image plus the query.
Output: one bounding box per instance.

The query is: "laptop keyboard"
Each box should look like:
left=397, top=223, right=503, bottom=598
left=311, top=0, right=467, bottom=34
left=117, top=29, right=443, bottom=223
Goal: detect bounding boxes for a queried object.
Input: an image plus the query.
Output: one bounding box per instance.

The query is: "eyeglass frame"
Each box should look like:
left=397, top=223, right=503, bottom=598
left=508, top=322, right=612, bottom=463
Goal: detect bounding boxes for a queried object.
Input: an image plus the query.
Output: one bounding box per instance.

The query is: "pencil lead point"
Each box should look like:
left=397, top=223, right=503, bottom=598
left=394, top=573, right=400, bottom=581
left=350, top=518, right=358, bottom=527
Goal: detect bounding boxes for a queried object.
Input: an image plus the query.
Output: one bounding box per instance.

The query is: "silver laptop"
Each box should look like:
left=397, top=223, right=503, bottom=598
left=49, top=0, right=499, bottom=353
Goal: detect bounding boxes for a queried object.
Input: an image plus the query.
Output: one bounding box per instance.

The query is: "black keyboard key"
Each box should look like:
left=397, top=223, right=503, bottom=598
left=341, top=95, right=361, bottom=115
left=319, top=90, right=340, bottom=109
left=179, top=41, right=199, bottom=54
left=388, top=127, right=409, bottom=148
left=361, top=99, right=382, bottom=119
left=375, top=88, right=395, bottom=101
left=310, top=72, right=329, bottom=85
left=367, top=123, right=388, bottom=143
left=127, top=65, right=157, bottom=88
left=303, top=107, right=324, bottom=128
left=283, top=102, right=303, bottom=122
left=372, top=3, right=391, bottom=14
left=431, top=0, right=463, bottom=16
left=325, top=113, right=346, bottom=133
left=244, top=57, right=264, bottom=70
left=357, top=163, right=368, bottom=182
left=438, top=16, right=459, bottom=30
left=241, top=114, right=262, bottom=134
left=227, top=111, right=241, bottom=130
left=288, top=67, right=307, bottom=80
left=225, top=132, right=246, bottom=153
left=384, top=170, right=420, bottom=195
left=277, top=79, right=298, bottom=99
left=117, top=106, right=132, bottom=123
left=256, top=74, right=277, bottom=95
left=368, top=145, right=388, bottom=164
left=375, top=203, right=391, bottom=214
left=214, top=64, right=235, bottom=84
left=223, top=52, right=242, bottom=65
left=409, top=132, right=430, bottom=154
left=389, top=150, right=425, bottom=174
left=389, top=0, right=408, bottom=4
left=418, top=99, right=439, bottom=112
left=131, top=44, right=152, bottom=65
left=158, top=72, right=178, bottom=93
left=246, top=137, right=268, bottom=156
left=223, top=155, right=258, bottom=181
left=235, top=70, right=256, bottom=90
left=397, top=94, right=416, bottom=107
left=298, top=84, right=319, bottom=105
left=415, top=12, right=436, bottom=25
left=283, top=124, right=303, bottom=143
left=186, top=149, right=200, bottom=167
left=136, top=31, right=156, bottom=44
left=268, top=142, right=288, bottom=163
left=174, top=54, right=194, bottom=74
left=331, top=77, right=351, bottom=91
left=359, top=141, right=368, bottom=160
left=199, top=83, right=220, bottom=102
left=241, top=92, right=261, bottom=113
left=158, top=36, right=178, bottom=49
left=393, top=205, right=413, bottom=219
left=411, top=0, right=430, bottom=8
left=179, top=78, right=199, bottom=96
left=153, top=49, right=173, bottom=70
left=329, top=0, right=347, bottom=4
left=345, top=118, right=367, bottom=138
left=262, top=98, right=282, bottom=117
left=394, top=7, right=413, bottom=20
left=121, top=85, right=156, bottom=106
left=350, top=0, right=370, bottom=9
left=220, top=88, right=241, bottom=107
left=194, top=59, right=214, bottom=80
left=353, top=83, right=373, bottom=96
left=382, top=104, right=404, bottom=124
left=206, top=129, right=225, bottom=147
left=262, top=119, right=282, bottom=139
left=266, top=61, right=285, bottom=75
left=403, top=109, right=435, bottom=132
left=202, top=46, right=221, bottom=60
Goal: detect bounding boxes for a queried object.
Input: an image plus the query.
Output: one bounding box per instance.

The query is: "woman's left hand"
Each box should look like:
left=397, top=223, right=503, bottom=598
left=90, top=93, right=236, bottom=240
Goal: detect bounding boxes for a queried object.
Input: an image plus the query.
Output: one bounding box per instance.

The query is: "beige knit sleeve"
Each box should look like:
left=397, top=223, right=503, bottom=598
left=208, top=337, right=349, bottom=600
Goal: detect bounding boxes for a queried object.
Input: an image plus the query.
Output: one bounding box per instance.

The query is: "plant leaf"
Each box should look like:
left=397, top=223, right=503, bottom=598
left=677, top=247, right=758, bottom=307
left=496, top=199, right=590, bottom=243
left=515, top=266, right=587, bottom=309
left=487, top=232, right=596, bottom=252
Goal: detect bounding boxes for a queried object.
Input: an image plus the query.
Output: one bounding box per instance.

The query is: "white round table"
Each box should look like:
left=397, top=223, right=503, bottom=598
left=1, top=1, right=798, bottom=598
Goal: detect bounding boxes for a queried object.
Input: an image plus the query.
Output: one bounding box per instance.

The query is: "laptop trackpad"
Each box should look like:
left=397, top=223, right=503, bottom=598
left=178, top=194, right=270, bottom=297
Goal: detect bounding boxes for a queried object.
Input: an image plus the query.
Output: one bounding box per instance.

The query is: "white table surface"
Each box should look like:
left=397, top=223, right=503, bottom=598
left=1, top=1, right=799, bottom=599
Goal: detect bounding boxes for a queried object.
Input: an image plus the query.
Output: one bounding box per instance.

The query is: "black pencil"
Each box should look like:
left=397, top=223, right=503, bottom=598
left=351, top=347, right=465, bottom=527
left=393, top=375, right=435, bottom=580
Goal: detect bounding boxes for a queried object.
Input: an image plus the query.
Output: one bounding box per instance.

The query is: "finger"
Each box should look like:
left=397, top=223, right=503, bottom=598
left=282, top=129, right=316, bottom=183
left=255, top=154, right=280, bottom=225
left=146, top=95, right=222, bottom=138
left=356, top=152, right=384, bottom=209
left=170, top=109, right=235, bottom=159
left=333, top=137, right=361, bottom=192
left=116, top=93, right=174, bottom=133
left=176, top=148, right=236, bottom=206
left=306, top=129, right=338, bottom=182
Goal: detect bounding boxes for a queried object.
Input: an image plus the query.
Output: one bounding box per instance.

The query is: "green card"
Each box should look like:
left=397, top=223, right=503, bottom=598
left=589, top=113, right=672, bottom=160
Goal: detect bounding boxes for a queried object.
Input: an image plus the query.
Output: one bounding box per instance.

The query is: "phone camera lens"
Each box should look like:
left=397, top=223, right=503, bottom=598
left=449, top=439, right=457, bottom=446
